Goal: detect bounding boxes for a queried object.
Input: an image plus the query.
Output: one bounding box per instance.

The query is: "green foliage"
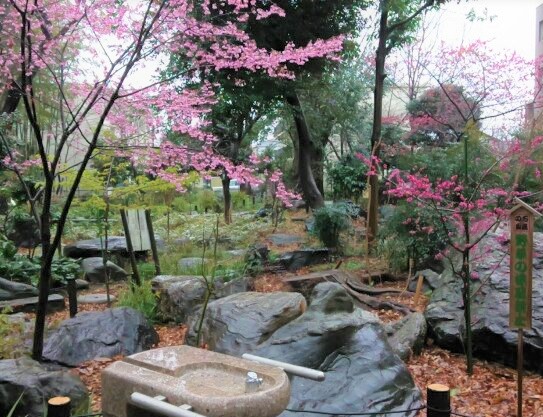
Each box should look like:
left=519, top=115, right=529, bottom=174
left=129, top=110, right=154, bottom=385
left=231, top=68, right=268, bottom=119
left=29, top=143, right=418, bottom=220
left=231, top=191, right=250, bottom=210
left=377, top=202, right=448, bottom=270
left=0, top=238, right=39, bottom=284
left=171, top=196, right=192, bottom=213
left=138, top=262, right=158, bottom=281
left=117, top=281, right=157, bottom=321
left=327, top=154, right=366, bottom=201
left=376, top=235, right=409, bottom=274
left=0, top=236, right=79, bottom=285
left=195, top=189, right=220, bottom=213
left=312, top=203, right=352, bottom=251
left=0, top=307, right=26, bottom=359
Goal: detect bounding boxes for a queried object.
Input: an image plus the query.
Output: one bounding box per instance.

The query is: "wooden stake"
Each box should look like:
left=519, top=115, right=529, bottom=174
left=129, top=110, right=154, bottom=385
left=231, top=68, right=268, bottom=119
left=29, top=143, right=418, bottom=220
left=66, top=278, right=77, bottom=318
left=47, top=396, right=70, bottom=417
left=427, top=384, right=450, bottom=417
left=518, top=329, right=524, bottom=417
left=413, top=274, right=424, bottom=304
left=145, top=209, right=161, bottom=276
left=120, top=209, right=141, bottom=286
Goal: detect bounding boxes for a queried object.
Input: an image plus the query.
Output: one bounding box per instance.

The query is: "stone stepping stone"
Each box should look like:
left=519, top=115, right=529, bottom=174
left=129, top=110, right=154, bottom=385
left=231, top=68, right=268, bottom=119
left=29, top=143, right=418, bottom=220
left=268, top=233, right=303, bottom=246
left=0, top=294, right=65, bottom=313
left=178, top=257, right=209, bottom=270
left=77, top=293, right=116, bottom=304
left=226, top=249, right=246, bottom=257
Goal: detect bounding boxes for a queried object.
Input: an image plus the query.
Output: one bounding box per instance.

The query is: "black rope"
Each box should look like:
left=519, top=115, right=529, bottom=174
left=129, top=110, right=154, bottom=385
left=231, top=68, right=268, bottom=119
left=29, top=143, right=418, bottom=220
left=425, top=405, right=482, bottom=417
left=284, top=405, right=426, bottom=416
left=451, top=411, right=482, bottom=417
left=71, top=413, right=103, bottom=417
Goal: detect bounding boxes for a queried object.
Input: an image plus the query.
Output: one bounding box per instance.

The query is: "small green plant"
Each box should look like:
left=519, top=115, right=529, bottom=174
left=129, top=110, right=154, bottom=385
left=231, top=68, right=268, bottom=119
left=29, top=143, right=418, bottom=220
left=0, top=307, right=26, bottom=359
left=51, top=257, right=81, bottom=285
left=196, top=189, right=219, bottom=213
left=376, top=235, right=409, bottom=274
left=117, top=280, right=157, bottom=321
left=231, top=191, right=249, bottom=210
left=171, top=196, right=192, bottom=213
left=312, top=204, right=352, bottom=252
left=138, top=262, right=157, bottom=281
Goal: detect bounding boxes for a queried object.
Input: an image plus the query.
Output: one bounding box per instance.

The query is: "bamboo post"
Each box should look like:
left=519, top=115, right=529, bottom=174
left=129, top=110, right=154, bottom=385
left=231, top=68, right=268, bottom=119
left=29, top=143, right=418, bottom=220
left=66, top=278, right=77, bottom=318
left=145, top=209, right=161, bottom=276
left=120, top=209, right=141, bottom=286
left=47, top=397, right=71, bottom=417
left=518, top=329, right=524, bottom=417
left=413, top=274, right=424, bottom=304
left=427, top=384, right=450, bottom=417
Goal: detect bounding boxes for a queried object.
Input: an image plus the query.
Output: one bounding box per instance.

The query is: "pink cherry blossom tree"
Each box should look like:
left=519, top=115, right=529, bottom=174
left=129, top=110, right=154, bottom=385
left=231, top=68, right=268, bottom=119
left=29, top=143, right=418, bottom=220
left=0, top=0, right=345, bottom=360
left=370, top=41, right=543, bottom=374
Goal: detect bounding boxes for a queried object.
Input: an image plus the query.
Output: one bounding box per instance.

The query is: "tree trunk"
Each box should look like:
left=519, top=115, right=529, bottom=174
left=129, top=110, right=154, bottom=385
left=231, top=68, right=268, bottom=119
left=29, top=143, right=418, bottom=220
left=311, top=137, right=325, bottom=197
left=367, top=3, right=389, bottom=248
left=32, top=178, right=54, bottom=361
left=286, top=92, right=324, bottom=209
left=222, top=174, right=232, bottom=224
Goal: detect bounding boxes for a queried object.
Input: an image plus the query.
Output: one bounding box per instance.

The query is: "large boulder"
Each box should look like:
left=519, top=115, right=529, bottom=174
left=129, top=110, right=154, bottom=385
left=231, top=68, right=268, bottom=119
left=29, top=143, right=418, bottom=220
left=425, top=232, right=543, bottom=374
left=152, top=276, right=207, bottom=323
left=81, top=257, right=128, bottom=282
left=64, top=236, right=164, bottom=259
left=152, top=275, right=250, bottom=323
left=193, top=282, right=422, bottom=416
left=0, top=277, right=38, bottom=301
left=385, top=312, right=427, bottom=361
left=0, top=358, right=89, bottom=417
left=279, top=248, right=330, bottom=271
left=186, top=291, right=307, bottom=353
left=279, top=325, right=421, bottom=417
left=43, top=307, right=158, bottom=366
left=408, top=269, right=442, bottom=293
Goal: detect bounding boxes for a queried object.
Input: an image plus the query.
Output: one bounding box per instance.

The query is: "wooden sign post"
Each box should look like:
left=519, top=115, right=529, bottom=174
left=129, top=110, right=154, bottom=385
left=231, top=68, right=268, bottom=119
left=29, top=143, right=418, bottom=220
left=509, top=199, right=540, bottom=417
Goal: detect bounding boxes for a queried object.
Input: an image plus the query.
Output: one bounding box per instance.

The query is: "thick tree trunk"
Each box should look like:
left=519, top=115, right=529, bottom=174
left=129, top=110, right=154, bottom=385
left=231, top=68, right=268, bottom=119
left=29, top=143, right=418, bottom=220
left=286, top=92, right=324, bottom=209
left=367, top=4, right=389, bottom=248
left=32, top=177, right=54, bottom=360
left=222, top=175, right=232, bottom=224
left=311, top=139, right=325, bottom=197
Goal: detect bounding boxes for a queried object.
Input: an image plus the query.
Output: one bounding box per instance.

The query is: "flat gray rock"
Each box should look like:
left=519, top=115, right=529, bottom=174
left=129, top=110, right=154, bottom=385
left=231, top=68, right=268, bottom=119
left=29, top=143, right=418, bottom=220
left=77, top=293, right=116, bottom=304
left=0, top=294, right=64, bottom=314
left=269, top=233, right=303, bottom=246
left=0, top=277, right=38, bottom=301
left=178, top=257, right=209, bottom=271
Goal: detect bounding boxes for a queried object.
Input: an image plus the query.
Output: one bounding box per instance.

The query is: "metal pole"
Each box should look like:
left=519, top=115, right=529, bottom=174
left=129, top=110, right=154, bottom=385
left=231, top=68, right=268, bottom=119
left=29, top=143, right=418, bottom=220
left=518, top=329, right=524, bottom=417
left=129, top=393, right=207, bottom=417
left=242, top=353, right=325, bottom=381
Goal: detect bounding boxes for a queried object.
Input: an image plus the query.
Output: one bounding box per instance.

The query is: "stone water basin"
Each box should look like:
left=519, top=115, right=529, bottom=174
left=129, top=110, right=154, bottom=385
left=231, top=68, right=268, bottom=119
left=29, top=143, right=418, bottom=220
left=101, top=346, right=290, bottom=417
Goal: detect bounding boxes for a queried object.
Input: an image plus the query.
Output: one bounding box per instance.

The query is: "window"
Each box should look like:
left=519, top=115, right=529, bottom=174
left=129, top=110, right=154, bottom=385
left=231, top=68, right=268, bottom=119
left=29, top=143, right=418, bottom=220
left=539, top=20, right=543, bottom=42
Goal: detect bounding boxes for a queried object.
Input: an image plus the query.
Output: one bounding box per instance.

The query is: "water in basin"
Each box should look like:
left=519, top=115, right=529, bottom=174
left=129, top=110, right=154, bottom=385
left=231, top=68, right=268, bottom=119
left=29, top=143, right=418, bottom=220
left=180, top=365, right=271, bottom=397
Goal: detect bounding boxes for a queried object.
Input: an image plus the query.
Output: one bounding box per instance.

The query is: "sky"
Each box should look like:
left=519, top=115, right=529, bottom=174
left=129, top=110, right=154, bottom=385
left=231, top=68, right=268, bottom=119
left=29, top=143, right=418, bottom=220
left=434, top=0, right=543, bottom=60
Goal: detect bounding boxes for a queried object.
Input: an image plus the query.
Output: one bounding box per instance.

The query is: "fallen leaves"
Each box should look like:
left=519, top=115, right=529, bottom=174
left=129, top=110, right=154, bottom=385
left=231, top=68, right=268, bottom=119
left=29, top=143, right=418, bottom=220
left=408, top=347, right=543, bottom=417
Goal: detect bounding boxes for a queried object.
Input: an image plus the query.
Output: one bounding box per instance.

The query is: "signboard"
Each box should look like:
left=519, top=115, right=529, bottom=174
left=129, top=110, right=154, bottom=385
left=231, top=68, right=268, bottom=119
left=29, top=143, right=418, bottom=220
left=509, top=204, right=535, bottom=329
left=126, top=209, right=152, bottom=252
